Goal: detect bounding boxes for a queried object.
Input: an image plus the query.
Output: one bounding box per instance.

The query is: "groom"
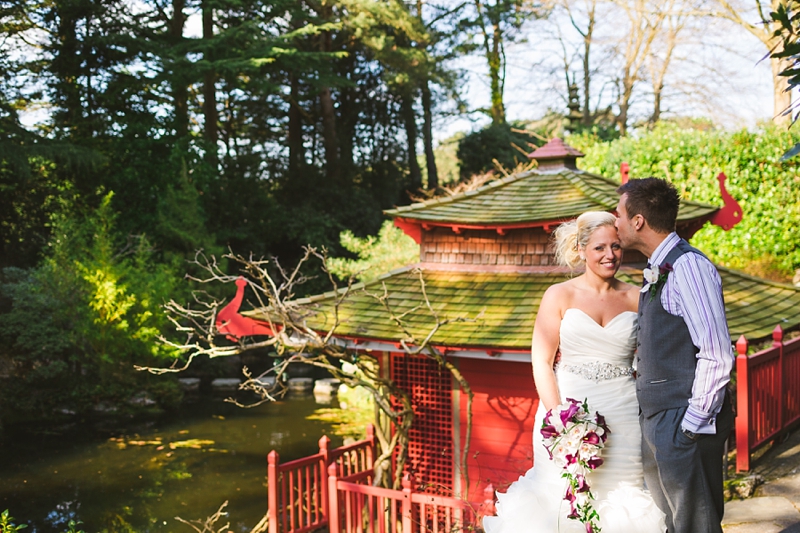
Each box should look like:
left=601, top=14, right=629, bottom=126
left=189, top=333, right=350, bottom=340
left=615, top=177, right=734, bottom=533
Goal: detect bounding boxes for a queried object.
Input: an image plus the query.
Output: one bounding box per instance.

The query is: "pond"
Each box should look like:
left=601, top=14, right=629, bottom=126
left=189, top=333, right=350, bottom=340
left=0, top=394, right=343, bottom=533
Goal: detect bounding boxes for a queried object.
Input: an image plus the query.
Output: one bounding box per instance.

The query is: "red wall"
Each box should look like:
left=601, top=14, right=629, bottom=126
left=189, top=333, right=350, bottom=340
left=457, top=357, right=538, bottom=500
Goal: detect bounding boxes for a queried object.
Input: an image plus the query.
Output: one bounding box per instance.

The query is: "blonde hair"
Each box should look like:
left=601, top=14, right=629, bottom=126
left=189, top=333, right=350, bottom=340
left=553, top=211, right=617, bottom=269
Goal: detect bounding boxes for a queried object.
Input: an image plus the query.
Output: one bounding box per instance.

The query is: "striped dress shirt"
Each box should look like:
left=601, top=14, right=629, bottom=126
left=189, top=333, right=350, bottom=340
left=647, top=232, right=734, bottom=434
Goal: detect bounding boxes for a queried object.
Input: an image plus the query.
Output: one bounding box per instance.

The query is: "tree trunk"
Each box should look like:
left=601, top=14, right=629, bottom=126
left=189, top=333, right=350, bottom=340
left=318, top=22, right=339, bottom=181
left=772, top=55, right=792, bottom=125
left=202, top=0, right=218, bottom=162
left=651, top=82, right=663, bottom=125
left=170, top=0, right=188, bottom=137
left=288, top=73, right=304, bottom=175
left=617, top=81, right=632, bottom=137
left=421, top=79, right=438, bottom=190
left=488, top=23, right=506, bottom=124
left=401, top=88, right=422, bottom=191
left=52, top=0, right=83, bottom=135
left=319, top=86, right=339, bottom=180
left=337, top=44, right=357, bottom=174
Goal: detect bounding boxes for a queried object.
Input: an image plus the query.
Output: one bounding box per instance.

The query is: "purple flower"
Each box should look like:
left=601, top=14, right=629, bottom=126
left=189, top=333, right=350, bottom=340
left=582, top=431, right=600, bottom=445
left=594, top=412, right=607, bottom=427
left=540, top=424, right=559, bottom=439
left=561, top=400, right=581, bottom=426
left=574, top=474, right=591, bottom=493
left=586, top=522, right=595, bottom=533
left=586, top=456, right=604, bottom=470
left=660, top=262, right=673, bottom=275
left=564, top=488, right=580, bottom=519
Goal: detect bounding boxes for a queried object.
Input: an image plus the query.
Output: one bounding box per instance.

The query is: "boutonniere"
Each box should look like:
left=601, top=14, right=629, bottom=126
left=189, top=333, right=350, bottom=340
left=641, top=262, right=673, bottom=302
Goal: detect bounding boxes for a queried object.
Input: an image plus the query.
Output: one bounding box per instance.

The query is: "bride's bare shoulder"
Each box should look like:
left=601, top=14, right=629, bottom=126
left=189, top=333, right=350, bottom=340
left=541, top=279, right=579, bottom=307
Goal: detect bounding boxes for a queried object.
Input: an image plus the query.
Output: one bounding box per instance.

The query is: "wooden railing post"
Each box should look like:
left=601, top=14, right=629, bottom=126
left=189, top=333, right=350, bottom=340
left=319, top=435, right=331, bottom=522
left=775, top=325, right=785, bottom=428
left=402, top=474, right=414, bottom=533
left=319, top=435, right=331, bottom=465
left=366, top=423, right=376, bottom=469
left=735, top=335, right=751, bottom=472
left=268, top=450, right=280, bottom=533
left=327, top=463, right=340, bottom=533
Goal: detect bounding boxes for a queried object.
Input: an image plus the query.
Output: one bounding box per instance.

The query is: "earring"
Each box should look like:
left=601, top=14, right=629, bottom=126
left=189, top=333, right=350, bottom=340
left=579, top=253, right=586, bottom=261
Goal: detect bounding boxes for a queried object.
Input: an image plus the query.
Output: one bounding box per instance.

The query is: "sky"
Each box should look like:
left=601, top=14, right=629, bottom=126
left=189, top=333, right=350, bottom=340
left=431, top=9, right=777, bottom=143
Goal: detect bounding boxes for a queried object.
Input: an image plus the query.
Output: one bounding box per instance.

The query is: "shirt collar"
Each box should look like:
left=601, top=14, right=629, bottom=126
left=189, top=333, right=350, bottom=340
left=648, top=232, right=680, bottom=268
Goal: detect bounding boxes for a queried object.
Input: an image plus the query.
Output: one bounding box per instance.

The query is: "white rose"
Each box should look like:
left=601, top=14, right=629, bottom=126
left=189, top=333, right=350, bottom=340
left=643, top=267, right=659, bottom=284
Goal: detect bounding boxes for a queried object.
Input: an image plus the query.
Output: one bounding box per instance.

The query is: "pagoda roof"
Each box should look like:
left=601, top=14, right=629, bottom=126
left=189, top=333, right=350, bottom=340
left=384, top=169, right=718, bottom=227
left=244, top=265, right=800, bottom=350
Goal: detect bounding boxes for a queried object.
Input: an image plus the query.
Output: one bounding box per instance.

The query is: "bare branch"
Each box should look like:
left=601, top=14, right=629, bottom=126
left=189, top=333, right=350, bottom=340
left=145, top=249, right=481, bottom=491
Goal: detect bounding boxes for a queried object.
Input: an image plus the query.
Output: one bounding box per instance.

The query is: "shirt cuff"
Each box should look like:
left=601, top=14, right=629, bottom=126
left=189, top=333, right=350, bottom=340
left=681, top=405, right=718, bottom=435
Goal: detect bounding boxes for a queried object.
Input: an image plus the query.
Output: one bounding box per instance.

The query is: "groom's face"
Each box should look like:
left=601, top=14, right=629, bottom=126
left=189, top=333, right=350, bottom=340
left=614, top=194, right=636, bottom=249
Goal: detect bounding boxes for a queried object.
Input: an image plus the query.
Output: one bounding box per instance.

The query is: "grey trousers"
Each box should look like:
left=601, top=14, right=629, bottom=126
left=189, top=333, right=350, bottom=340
left=640, top=395, right=733, bottom=533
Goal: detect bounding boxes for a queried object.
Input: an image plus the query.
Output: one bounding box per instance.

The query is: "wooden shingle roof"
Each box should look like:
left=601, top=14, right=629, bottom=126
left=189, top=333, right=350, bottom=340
left=385, top=170, right=718, bottom=226
left=245, top=266, right=800, bottom=349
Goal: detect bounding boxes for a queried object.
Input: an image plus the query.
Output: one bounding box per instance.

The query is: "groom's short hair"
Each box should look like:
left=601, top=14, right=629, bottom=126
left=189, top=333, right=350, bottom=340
left=616, top=177, right=680, bottom=234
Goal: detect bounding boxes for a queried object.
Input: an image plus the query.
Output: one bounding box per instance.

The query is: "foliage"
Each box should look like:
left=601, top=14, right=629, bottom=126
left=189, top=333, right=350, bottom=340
left=0, top=510, right=86, bottom=533
left=0, top=194, right=183, bottom=416
left=770, top=0, right=800, bottom=155
left=457, top=122, right=539, bottom=178
left=64, top=521, right=86, bottom=533
left=327, top=221, right=419, bottom=282
left=569, top=123, right=800, bottom=279
left=1, top=510, right=27, bottom=533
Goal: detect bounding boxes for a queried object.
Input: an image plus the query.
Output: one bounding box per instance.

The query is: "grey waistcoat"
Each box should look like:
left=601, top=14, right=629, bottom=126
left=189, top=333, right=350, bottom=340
left=636, top=239, right=702, bottom=418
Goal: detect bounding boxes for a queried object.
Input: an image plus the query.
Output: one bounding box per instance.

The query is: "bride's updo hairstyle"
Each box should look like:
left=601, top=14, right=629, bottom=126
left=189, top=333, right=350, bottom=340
left=553, top=211, right=617, bottom=270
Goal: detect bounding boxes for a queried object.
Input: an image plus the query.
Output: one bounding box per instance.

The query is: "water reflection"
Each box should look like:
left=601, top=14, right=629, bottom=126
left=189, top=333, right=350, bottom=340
left=0, top=395, right=341, bottom=533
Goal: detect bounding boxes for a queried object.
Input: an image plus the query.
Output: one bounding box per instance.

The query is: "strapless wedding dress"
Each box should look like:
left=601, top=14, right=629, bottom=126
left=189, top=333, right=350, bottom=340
left=483, top=308, right=666, bottom=533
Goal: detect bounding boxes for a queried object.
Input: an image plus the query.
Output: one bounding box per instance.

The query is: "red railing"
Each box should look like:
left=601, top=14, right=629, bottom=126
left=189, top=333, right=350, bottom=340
left=735, top=325, right=800, bottom=471
left=267, top=424, right=377, bottom=533
left=327, top=465, right=494, bottom=533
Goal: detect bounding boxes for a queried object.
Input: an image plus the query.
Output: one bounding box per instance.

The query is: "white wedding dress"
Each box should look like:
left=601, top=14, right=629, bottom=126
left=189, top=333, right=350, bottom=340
left=483, top=308, right=666, bottom=533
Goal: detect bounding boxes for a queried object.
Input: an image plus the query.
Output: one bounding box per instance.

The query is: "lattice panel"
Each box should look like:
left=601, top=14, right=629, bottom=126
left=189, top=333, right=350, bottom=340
left=391, top=353, right=453, bottom=494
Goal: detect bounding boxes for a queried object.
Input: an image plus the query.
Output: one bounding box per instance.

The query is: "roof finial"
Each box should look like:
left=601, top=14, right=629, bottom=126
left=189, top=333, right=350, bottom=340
left=527, top=138, right=585, bottom=171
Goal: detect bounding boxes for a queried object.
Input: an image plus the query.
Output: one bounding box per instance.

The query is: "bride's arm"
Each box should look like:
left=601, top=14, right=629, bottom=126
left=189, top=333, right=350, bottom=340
left=531, top=286, right=564, bottom=412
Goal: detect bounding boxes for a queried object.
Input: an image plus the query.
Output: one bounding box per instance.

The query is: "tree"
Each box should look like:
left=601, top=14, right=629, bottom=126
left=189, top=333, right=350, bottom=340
left=609, top=0, right=670, bottom=135
left=460, top=0, right=547, bottom=124
left=769, top=0, right=800, bottom=125
left=711, top=0, right=792, bottom=124
left=457, top=122, right=537, bottom=177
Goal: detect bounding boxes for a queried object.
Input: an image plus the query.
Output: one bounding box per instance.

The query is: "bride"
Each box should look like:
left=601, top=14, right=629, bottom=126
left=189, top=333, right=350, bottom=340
left=483, top=212, right=666, bottom=533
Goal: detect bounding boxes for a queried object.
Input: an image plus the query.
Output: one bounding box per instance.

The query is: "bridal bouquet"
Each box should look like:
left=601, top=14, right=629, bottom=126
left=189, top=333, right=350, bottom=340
left=541, top=397, right=610, bottom=533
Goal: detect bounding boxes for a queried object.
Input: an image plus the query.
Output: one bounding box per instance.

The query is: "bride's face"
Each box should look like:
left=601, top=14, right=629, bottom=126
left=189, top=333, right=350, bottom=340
left=583, top=225, right=623, bottom=278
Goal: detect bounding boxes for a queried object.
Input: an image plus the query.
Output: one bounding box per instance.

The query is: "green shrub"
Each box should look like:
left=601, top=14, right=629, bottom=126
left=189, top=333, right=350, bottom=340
left=1, top=510, right=27, bottom=533
left=0, top=193, right=184, bottom=417
left=327, top=220, right=419, bottom=282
